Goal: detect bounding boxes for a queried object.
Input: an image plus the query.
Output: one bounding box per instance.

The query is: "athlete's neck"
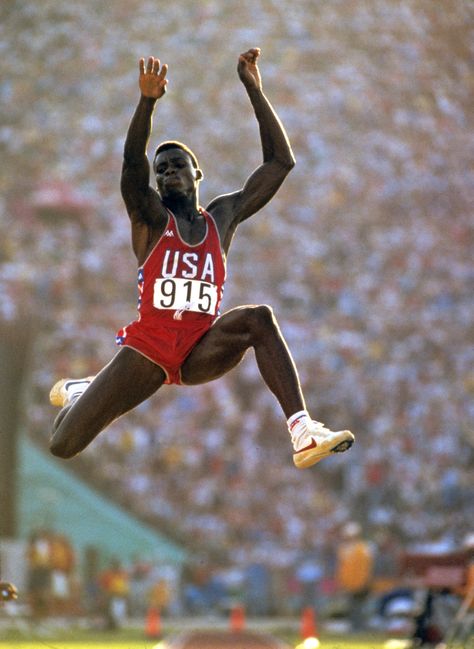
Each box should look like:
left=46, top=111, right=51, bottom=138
left=163, top=196, right=201, bottom=223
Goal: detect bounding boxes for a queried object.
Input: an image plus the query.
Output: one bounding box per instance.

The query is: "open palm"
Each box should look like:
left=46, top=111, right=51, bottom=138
left=139, top=56, right=168, bottom=99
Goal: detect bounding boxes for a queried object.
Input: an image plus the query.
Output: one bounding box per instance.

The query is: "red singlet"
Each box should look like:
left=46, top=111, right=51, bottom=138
left=116, top=208, right=226, bottom=384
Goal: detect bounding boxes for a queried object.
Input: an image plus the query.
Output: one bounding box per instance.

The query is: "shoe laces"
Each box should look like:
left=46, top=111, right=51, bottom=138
left=66, top=379, right=92, bottom=404
left=290, top=419, right=328, bottom=447
left=309, top=421, right=330, bottom=437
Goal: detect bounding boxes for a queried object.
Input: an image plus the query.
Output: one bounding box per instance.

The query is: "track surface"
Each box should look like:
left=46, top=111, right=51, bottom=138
left=164, top=630, right=292, bottom=648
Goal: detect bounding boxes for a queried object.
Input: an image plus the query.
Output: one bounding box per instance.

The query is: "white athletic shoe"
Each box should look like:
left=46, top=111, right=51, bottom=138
left=49, top=376, right=95, bottom=408
left=291, top=420, right=355, bottom=469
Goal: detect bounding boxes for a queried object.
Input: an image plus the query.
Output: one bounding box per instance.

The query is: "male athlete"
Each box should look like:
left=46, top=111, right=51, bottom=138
left=49, top=48, right=354, bottom=469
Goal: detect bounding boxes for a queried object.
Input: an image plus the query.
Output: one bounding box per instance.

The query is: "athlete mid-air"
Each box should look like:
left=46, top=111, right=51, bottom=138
left=49, top=48, right=354, bottom=469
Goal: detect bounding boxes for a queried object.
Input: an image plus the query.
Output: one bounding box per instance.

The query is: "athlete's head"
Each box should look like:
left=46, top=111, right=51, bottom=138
left=153, top=141, right=203, bottom=200
left=154, top=141, right=200, bottom=170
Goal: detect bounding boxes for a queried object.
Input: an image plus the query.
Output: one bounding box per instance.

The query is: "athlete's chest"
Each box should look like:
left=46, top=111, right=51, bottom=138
left=144, top=231, right=223, bottom=317
left=158, top=248, right=217, bottom=282
left=145, top=220, right=221, bottom=284
left=145, top=213, right=207, bottom=257
left=174, top=217, right=206, bottom=244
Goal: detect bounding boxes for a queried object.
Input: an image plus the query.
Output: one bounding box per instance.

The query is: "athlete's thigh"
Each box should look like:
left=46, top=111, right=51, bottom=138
left=181, top=306, right=256, bottom=385
left=56, top=347, right=166, bottom=441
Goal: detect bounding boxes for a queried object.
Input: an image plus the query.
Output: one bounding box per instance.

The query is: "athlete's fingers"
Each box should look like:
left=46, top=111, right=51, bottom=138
left=158, top=63, right=168, bottom=80
left=139, top=57, right=145, bottom=75
left=240, top=47, right=260, bottom=63
left=238, top=54, right=249, bottom=70
left=152, top=58, right=160, bottom=74
left=146, top=56, right=154, bottom=73
left=248, top=47, right=261, bottom=61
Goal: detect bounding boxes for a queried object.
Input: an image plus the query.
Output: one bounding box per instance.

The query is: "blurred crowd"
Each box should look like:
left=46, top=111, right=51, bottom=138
left=1, top=0, right=473, bottom=614
left=26, top=528, right=77, bottom=619
left=20, top=524, right=474, bottom=637
left=25, top=527, right=170, bottom=628
left=23, top=523, right=377, bottom=623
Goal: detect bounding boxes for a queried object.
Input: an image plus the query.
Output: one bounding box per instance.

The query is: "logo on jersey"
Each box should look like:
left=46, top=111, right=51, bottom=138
left=164, top=230, right=174, bottom=237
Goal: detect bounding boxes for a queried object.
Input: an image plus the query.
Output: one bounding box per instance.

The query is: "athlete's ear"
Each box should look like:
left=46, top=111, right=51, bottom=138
left=195, top=168, right=203, bottom=181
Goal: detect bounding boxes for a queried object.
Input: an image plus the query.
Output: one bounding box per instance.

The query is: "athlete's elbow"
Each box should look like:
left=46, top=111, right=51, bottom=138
left=279, top=155, right=296, bottom=174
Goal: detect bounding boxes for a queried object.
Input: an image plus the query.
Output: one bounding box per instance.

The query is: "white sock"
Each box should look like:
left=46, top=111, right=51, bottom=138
left=287, top=410, right=311, bottom=434
left=67, top=391, right=84, bottom=405
left=66, top=381, right=91, bottom=404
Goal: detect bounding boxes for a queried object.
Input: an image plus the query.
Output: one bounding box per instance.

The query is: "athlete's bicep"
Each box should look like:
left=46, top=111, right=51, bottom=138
left=120, top=159, right=150, bottom=217
left=235, top=160, right=290, bottom=221
left=208, top=161, right=290, bottom=228
left=121, top=164, right=167, bottom=225
left=121, top=164, right=168, bottom=262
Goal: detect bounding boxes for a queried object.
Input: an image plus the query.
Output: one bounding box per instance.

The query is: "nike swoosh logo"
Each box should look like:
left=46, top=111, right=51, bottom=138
left=295, top=438, right=318, bottom=454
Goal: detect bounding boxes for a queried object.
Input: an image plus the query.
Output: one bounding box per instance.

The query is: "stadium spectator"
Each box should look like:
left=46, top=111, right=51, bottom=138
left=50, top=532, right=76, bottom=615
left=26, top=529, right=53, bottom=619
left=336, top=522, right=375, bottom=631
left=98, top=558, right=130, bottom=630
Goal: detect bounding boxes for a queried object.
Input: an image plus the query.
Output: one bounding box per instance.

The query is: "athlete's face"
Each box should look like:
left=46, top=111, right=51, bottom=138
left=154, top=149, right=202, bottom=199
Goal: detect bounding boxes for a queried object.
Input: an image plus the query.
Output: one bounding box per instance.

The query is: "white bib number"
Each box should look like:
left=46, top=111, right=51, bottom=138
left=153, top=278, right=218, bottom=315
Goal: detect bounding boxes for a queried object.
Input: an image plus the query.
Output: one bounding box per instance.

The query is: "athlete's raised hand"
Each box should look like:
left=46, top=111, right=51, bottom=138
left=237, top=48, right=262, bottom=91
left=139, top=57, right=168, bottom=99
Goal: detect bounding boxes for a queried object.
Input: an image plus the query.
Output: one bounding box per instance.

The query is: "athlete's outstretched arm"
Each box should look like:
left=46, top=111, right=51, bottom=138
left=121, top=57, right=169, bottom=259
left=207, top=48, right=295, bottom=242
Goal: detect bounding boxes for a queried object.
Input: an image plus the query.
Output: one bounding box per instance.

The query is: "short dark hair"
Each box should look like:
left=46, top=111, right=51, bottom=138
left=153, top=141, right=200, bottom=170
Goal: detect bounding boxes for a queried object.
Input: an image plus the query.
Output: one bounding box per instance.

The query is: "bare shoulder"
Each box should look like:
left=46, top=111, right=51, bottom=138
left=205, top=191, right=242, bottom=253
left=122, top=181, right=167, bottom=225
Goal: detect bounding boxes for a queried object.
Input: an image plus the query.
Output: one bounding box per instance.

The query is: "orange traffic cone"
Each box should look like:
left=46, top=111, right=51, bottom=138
left=229, top=604, right=246, bottom=631
left=145, top=606, right=161, bottom=639
left=300, top=606, right=318, bottom=639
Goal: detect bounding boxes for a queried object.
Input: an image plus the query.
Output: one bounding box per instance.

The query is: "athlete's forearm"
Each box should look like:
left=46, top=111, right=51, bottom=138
left=123, top=95, right=158, bottom=164
left=246, top=87, right=295, bottom=168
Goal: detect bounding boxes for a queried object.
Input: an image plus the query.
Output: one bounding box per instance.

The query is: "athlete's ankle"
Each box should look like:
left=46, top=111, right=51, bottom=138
left=287, top=410, right=311, bottom=435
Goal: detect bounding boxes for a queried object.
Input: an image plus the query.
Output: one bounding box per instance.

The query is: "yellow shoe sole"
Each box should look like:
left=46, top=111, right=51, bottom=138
left=49, top=379, right=69, bottom=407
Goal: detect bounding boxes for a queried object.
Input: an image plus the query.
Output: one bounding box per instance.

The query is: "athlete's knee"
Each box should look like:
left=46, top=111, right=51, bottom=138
left=247, top=304, right=278, bottom=339
left=49, top=431, right=77, bottom=459
left=49, top=416, right=82, bottom=459
left=254, top=303, right=276, bottom=322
